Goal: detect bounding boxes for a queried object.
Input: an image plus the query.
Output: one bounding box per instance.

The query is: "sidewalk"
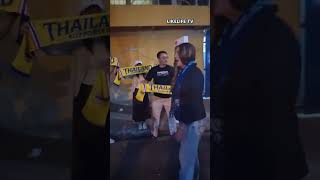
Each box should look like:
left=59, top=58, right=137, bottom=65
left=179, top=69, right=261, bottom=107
left=0, top=129, right=71, bottom=180
left=110, top=133, right=211, bottom=180
left=109, top=100, right=211, bottom=180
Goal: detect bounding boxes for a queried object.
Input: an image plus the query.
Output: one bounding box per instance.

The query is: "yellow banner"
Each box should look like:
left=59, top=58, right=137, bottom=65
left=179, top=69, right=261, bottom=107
left=135, top=84, right=172, bottom=102
left=113, top=64, right=153, bottom=85
left=28, top=13, right=109, bottom=51
left=0, top=0, right=27, bottom=15
left=12, top=13, right=109, bottom=76
left=82, top=70, right=109, bottom=127
left=110, top=57, right=119, bottom=67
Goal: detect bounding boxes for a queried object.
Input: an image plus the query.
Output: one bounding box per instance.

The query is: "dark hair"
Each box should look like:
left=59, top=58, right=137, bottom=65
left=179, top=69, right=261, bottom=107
left=80, top=5, right=109, bottom=53
left=229, top=0, right=258, bottom=11
left=157, top=51, right=168, bottom=59
left=80, top=4, right=103, bottom=15
left=175, top=43, right=196, bottom=65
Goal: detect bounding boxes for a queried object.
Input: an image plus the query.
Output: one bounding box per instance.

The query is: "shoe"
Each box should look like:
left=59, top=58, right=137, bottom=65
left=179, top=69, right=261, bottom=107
left=138, top=122, right=143, bottom=130
left=110, top=138, right=115, bottom=144
left=143, top=122, right=147, bottom=129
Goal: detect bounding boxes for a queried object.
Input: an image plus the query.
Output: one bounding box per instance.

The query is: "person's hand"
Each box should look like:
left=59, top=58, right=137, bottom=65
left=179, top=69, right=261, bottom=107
left=174, top=123, right=186, bottom=142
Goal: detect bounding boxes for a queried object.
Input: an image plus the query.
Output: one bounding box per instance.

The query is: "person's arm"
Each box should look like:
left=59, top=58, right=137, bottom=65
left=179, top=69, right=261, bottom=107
left=180, top=70, right=204, bottom=123
left=144, top=67, right=154, bottom=83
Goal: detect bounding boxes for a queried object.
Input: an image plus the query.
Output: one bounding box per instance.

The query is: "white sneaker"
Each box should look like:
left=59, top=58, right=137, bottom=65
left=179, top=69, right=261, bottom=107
left=138, top=123, right=143, bottom=130
left=110, top=138, right=115, bottom=144
left=142, top=122, right=147, bottom=129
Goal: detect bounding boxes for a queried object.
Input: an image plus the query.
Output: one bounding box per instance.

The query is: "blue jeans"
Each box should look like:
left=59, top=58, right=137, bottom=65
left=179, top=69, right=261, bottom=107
left=179, top=121, right=201, bottom=180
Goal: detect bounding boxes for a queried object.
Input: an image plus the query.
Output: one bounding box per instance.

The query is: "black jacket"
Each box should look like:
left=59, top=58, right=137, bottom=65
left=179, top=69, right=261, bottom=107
left=213, top=7, right=308, bottom=180
left=175, top=64, right=206, bottom=125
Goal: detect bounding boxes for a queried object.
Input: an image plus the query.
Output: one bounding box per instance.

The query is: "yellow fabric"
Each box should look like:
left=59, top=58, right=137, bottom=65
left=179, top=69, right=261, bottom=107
left=11, top=35, right=33, bottom=75
left=82, top=70, right=109, bottom=127
left=113, top=64, right=153, bottom=85
left=28, top=13, right=109, bottom=50
left=0, top=0, right=27, bottom=14
left=135, top=84, right=172, bottom=102
left=135, top=84, right=146, bottom=102
left=113, top=71, right=121, bottom=85
left=12, top=13, right=109, bottom=76
left=110, top=57, right=119, bottom=67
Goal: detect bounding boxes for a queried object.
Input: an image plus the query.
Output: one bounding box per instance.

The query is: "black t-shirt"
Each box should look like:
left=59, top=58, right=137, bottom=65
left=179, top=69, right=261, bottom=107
left=145, top=65, right=174, bottom=98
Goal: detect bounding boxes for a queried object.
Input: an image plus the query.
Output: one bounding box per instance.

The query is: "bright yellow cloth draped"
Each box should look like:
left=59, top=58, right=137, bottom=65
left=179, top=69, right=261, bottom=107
left=11, top=13, right=109, bottom=76
left=135, top=84, right=172, bottom=102
left=82, top=70, right=109, bottom=127
left=113, top=64, right=153, bottom=85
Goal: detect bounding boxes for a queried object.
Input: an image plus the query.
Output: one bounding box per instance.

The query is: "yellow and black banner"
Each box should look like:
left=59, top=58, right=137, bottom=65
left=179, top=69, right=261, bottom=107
left=27, top=12, right=109, bottom=50
left=110, top=57, right=120, bottom=67
left=12, top=13, right=109, bottom=76
left=0, top=0, right=27, bottom=15
left=135, top=84, right=172, bottom=102
left=82, top=69, right=109, bottom=127
left=113, top=64, right=153, bottom=85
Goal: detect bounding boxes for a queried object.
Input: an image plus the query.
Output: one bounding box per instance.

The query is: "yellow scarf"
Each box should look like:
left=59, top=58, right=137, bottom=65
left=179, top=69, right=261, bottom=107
left=113, top=64, right=153, bottom=85
left=135, top=84, right=172, bottom=102
left=110, top=57, right=120, bottom=67
left=82, top=70, right=109, bottom=127
left=11, top=34, right=33, bottom=75
left=11, top=13, right=109, bottom=76
left=0, top=0, right=27, bottom=15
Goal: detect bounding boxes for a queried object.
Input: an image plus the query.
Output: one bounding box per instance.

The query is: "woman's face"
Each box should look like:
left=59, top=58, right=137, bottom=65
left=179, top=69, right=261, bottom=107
left=213, top=0, right=236, bottom=17
left=174, top=48, right=184, bottom=69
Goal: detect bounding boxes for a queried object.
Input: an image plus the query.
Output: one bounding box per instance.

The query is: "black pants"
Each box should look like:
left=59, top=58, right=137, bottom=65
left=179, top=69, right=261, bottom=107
left=72, top=84, right=107, bottom=180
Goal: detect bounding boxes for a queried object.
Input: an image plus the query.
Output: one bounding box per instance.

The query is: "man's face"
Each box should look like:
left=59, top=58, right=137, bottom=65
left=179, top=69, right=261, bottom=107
left=158, top=53, right=169, bottom=66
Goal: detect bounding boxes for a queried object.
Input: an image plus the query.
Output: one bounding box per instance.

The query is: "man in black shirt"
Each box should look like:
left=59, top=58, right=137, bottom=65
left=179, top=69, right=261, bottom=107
left=145, top=51, right=174, bottom=137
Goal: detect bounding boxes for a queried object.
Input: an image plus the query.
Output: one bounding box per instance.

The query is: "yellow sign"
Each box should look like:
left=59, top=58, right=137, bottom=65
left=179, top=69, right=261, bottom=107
left=28, top=13, right=109, bottom=50
left=12, top=13, right=109, bottom=76
left=135, top=83, right=172, bottom=102
left=113, top=64, right=153, bottom=85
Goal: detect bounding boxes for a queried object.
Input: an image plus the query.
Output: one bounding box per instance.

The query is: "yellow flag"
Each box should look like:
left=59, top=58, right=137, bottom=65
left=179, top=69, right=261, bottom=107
left=113, top=64, right=153, bottom=85
left=12, top=13, right=109, bottom=76
left=110, top=57, right=119, bottom=67
left=135, top=84, right=172, bottom=102
left=82, top=70, right=109, bottom=127
left=11, top=35, right=33, bottom=76
left=27, top=13, right=109, bottom=51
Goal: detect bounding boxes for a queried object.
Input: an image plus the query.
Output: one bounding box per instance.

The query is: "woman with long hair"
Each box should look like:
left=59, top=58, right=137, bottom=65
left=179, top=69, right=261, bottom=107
left=171, top=43, right=206, bottom=180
